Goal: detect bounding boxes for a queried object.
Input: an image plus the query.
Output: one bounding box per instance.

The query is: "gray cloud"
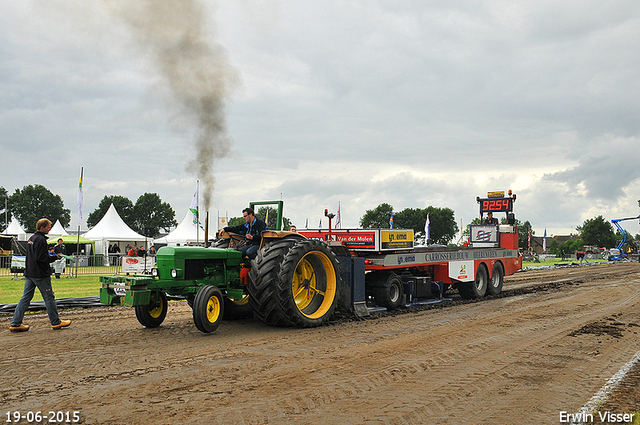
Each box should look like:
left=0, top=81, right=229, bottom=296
left=2, top=0, right=640, bottom=237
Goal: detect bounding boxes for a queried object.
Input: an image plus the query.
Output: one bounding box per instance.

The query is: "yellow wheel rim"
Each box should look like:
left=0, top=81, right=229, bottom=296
left=291, top=251, right=337, bottom=319
left=228, top=294, right=250, bottom=306
left=149, top=293, right=164, bottom=319
left=206, top=295, right=221, bottom=323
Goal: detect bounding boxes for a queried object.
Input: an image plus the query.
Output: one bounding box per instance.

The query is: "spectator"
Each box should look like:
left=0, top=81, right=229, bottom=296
left=9, top=218, right=71, bottom=332
left=128, top=245, right=138, bottom=257
left=54, top=238, right=66, bottom=255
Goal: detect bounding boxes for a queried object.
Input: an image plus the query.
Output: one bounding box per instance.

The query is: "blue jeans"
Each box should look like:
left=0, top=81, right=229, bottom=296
left=240, top=244, right=259, bottom=260
left=11, top=276, right=61, bottom=326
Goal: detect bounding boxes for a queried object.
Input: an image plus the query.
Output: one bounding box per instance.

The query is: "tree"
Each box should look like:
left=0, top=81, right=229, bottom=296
left=394, top=208, right=425, bottom=233
left=9, top=185, right=71, bottom=232
left=255, top=206, right=291, bottom=230
left=227, top=216, right=244, bottom=227
left=87, top=196, right=135, bottom=229
left=132, top=193, right=177, bottom=237
left=360, top=204, right=457, bottom=245
left=0, top=186, right=9, bottom=231
left=360, top=203, right=393, bottom=228
left=422, top=206, right=458, bottom=245
left=517, top=220, right=534, bottom=251
left=577, top=216, right=616, bottom=248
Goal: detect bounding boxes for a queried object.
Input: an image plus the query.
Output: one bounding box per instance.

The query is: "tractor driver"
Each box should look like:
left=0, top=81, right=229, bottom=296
left=484, top=211, right=499, bottom=225
left=219, top=207, right=267, bottom=260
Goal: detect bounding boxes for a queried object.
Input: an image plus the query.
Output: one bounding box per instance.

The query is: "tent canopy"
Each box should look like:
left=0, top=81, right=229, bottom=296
left=49, top=220, right=69, bottom=236
left=3, top=218, right=27, bottom=241
left=82, top=204, right=146, bottom=259
left=47, top=234, right=95, bottom=245
left=83, top=204, right=146, bottom=242
left=154, top=211, right=203, bottom=245
left=3, top=218, right=26, bottom=235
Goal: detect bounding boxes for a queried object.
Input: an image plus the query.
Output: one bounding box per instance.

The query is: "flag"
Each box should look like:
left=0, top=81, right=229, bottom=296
left=319, top=218, right=322, bottom=230
left=335, top=202, right=341, bottom=229
left=77, top=167, right=83, bottom=225
left=389, top=213, right=394, bottom=229
left=190, top=181, right=199, bottom=227
left=305, top=218, right=308, bottom=229
left=543, top=228, right=547, bottom=252
left=424, top=214, right=430, bottom=244
left=266, top=209, right=269, bottom=227
left=528, top=226, right=531, bottom=250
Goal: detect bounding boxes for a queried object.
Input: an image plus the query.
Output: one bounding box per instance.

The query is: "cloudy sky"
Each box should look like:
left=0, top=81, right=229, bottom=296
left=2, top=0, right=640, bottom=239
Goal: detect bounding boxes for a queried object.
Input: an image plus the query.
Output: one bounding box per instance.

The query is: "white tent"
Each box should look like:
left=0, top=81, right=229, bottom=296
left=83, top=204, right=147, bottom=260
left=3, top=218, right=27, bottom=241
left=154, top=211, right=203, bottom=246
left=49, top=220, right=69, bottom=237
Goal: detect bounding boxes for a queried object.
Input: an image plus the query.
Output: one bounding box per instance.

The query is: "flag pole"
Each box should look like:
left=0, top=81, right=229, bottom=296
left=75, top=167, right=83, bottom=278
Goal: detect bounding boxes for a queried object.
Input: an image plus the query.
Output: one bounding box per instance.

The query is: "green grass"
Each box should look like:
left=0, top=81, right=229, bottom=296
left=0, top=275, right=102, bottom=305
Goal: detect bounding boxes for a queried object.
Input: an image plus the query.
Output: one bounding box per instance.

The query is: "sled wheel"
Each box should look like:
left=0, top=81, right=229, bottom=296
left=276, top=240, right=341, bottom=327
left=373, top=273, right=404, bottom=310
left=458, top=264, right=488, bottom=299
left=135, top=291, right=168, bottom=328
left=487, top=262, right=504, bottom=296
left=193, top=285, right=224, bottom=333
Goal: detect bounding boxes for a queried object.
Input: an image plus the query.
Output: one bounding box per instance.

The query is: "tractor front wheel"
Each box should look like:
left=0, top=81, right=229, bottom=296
left=135, top=291, right=168, bottom=328
left=193, top=285, right=224, bottom=333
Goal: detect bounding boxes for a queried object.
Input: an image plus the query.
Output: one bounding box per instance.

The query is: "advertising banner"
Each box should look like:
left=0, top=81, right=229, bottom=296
left=122, top=256, right=156, bottom=274
left=380, top=230, right=414, bottom=249
left=299, top=230, right=377, bottom=249
left=470, top=225, right=499, bottom=247
left=449, top=260, right=475, bottom=282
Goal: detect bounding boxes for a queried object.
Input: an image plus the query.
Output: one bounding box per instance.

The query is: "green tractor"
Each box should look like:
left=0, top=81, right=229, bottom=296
left=99, top=201, right=345, bottom=333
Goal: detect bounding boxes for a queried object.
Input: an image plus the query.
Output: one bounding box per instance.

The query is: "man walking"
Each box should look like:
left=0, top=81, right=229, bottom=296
left=9, top=219, right=71, bottom=332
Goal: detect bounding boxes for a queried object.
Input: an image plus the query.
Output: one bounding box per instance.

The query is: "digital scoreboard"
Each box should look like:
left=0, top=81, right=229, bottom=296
left=477, top=191, right=515, bottom=215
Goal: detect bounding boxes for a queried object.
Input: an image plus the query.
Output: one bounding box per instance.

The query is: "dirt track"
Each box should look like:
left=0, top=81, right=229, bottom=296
left=2, top=262, right=640, bottom=424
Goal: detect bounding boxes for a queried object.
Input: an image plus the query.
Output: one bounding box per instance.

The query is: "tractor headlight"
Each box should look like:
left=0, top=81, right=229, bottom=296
left=171, top=269, right=178, bottom=278
left=151, top=268, right=159, bottom=277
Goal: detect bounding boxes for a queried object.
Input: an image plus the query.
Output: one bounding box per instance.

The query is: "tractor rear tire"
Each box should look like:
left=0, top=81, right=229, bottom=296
left=193, top=285, right=224, bottom=333
left=458, top=265, right=488, bottom=299
left=223, top=295, right=253, bottom=320
left=275, top=239, right=341, bottom=327
left=487, top=262, right=504, bottom=296
left=373, top=273, right=404, bottom=310
left=135, top=291, right=168, bottom=328
left=248, top=238, right=300, bottom=326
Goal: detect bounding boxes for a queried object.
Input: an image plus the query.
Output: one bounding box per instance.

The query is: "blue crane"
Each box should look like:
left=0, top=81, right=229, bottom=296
left=609, top=216, right=640, bottom=260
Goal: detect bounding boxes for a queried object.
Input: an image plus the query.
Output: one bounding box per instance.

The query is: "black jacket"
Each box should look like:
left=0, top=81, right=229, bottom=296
left=224, top=217, right=267, bottom=246
left=25, top=231, right=58, bottom=278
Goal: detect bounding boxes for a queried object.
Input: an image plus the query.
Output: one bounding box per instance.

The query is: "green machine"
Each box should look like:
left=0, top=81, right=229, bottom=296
left=100, top=246, right=250, bottom=333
